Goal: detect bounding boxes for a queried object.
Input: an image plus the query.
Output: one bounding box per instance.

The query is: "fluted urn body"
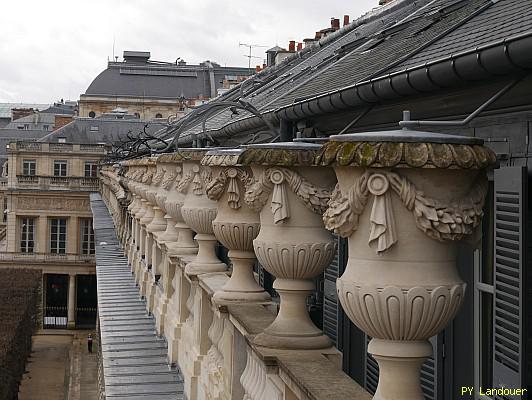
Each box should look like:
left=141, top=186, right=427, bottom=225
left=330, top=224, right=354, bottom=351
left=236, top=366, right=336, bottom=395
left=320, top=130, right=496, bottom=400
left=203, top=149, right=270, bottom=304
left=242, top=143, right=336, bottom=349
left=179, top=149, right=227, bottom=275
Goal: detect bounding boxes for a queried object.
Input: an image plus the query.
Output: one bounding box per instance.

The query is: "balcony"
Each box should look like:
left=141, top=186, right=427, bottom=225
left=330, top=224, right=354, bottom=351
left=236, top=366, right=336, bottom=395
left=9, top=142, right=109, bottom=154
left=14, top=175, right=99, bottom=191
left=0, top=252, right=95, bottom=264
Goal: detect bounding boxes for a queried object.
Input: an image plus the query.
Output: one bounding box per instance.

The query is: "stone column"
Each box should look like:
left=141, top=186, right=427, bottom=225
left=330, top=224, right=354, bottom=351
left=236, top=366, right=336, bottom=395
left=242, top=143, right=336, bottom=349
left=203, top=149, right=270, bottom=304
left=320, top=129, right=495, bottom=400
left=67, top=274, right=76, bottom=329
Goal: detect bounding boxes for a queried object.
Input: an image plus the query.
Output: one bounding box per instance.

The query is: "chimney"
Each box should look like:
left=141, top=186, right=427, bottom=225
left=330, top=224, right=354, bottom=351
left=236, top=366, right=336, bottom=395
left=343, top=15, right=350, bottom=26
left=255, top=65, right=261, bottom=73
left=288, top=40, right=296, bottom=52
left=315, top=31, right=322, bottom=40
left=11, top=108, right=35, bottom=122
left=379, top=0, right=394, bottom=4
left=54, top=114, right=73, bottom=129
left=297, top=42, right=303, bottom=51
left=331, top=18, right=340, bottom=30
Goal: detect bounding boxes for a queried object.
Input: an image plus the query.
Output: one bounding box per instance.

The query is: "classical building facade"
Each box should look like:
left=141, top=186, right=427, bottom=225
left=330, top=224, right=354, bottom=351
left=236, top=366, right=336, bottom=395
left=79, top=51, right=253, bottom=121
left=0, top=141, right=108, bottom=328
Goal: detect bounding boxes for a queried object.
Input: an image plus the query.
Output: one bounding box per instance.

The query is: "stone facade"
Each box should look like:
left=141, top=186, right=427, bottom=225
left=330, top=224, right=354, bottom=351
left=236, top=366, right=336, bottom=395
left=0, top=141, right=109, bottom=328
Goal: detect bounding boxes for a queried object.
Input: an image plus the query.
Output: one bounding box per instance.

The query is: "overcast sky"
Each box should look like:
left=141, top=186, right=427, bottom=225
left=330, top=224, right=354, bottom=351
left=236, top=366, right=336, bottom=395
left=0, top=0, right=378, bottom=104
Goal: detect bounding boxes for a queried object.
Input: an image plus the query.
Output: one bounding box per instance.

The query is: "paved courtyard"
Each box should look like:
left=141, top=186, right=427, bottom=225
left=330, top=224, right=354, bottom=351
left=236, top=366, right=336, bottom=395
left=18, top=330, right=98, bottom=400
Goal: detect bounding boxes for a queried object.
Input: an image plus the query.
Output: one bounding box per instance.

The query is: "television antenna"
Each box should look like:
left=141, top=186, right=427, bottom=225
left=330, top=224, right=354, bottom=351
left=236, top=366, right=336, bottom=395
left=239, top=43, right=267, bottom=70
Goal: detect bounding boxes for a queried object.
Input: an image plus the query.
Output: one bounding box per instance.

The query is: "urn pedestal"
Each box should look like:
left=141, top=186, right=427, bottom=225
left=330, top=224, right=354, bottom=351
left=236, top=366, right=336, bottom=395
left=320, top=129, right=495, bottom=400
left=203, top=149, right=270, bottom=304
left=179, top=150, right=227, bottom=275
left=242, top=143, right=336, bottom=349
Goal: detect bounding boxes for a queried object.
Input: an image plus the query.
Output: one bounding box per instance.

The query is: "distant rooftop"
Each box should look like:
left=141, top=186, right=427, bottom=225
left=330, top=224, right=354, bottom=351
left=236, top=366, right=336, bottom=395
left=82, top=50, right=254, bottom=100
left=0, top=103, right=50, bottom=119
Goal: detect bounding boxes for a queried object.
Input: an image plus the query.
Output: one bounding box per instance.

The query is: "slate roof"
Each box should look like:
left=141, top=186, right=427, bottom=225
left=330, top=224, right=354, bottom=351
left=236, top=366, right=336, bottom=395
left=38, top=117, right=165, bottom=144
left=0, top=129, right=50, bottom=161
left=90, top=193, right=184, bottom=400
left=84, top=60, right=253, bottom=99
left=168, top=0, right=532, bottom=143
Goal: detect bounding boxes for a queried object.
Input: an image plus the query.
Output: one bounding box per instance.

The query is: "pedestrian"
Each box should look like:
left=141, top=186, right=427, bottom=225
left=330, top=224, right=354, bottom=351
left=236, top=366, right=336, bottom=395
left=88, top=333, right=93, bottom=353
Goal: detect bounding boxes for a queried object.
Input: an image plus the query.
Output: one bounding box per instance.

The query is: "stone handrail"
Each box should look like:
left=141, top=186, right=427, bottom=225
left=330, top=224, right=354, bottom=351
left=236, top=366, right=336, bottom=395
left=15, top=175, right=99, bottom=190
left=0, top=252, right=95, bottom=263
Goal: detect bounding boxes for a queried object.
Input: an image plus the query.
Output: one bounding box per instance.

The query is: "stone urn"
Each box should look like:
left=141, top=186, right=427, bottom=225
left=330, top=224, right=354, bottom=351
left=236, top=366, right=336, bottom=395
left=242, top=143, right=336, bottom=349
left=157, top=153, right=198, bottom=255
left=179, top=149, right=227, bottom=275
left=319, top=129, right=496, bottom=400
left=146, top=160, right=167, bottom=234
left=202, top=149, right=270, bottom=304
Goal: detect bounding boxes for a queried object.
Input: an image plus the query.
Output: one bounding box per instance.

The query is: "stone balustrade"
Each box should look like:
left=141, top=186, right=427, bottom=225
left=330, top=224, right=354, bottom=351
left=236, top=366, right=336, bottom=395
left=98, top=131, right=495, bottom=400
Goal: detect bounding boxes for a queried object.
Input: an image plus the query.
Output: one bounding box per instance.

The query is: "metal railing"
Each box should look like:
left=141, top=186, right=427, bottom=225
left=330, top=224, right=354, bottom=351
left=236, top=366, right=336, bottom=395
left=0, top=252, right=95, bottom=263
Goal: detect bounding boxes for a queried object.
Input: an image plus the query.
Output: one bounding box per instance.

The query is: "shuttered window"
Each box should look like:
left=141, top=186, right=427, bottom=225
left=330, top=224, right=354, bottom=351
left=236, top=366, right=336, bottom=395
left=492, top=166, right=527, bottom=398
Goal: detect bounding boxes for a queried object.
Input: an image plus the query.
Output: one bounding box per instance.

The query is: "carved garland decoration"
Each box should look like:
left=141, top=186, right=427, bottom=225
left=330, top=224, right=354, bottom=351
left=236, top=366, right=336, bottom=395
left=161, top=166, right=181, bottom=190
left=205, top=168, right=253, bottom=209
left=244, top=167, right=331, bottom=224
left=176, top=165, right=212, bottom=195
left=323, top=170, right=487, bottom=252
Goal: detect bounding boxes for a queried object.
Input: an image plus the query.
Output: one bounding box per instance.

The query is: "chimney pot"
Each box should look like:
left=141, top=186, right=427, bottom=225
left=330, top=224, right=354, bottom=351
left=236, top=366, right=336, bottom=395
left=288, top=40, right=296, bottom=52
left=343, top=15, right=350, bottom=26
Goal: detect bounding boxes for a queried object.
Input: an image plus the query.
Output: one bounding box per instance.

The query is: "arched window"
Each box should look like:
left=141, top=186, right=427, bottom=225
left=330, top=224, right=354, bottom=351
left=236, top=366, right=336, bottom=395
left=155, top=113, right=163, bottom=118
left=134, top=112, right=140, bottom=118
left=88, top=111, right=96, bottom=118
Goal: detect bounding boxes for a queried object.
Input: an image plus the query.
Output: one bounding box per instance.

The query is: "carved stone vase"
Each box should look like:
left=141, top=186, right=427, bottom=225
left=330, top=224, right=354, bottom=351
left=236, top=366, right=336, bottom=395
left=157, top=153, right=198, bottom=255
left=319, top=130, right=496, bottom=400
left=202, top=149, right=270, bottom=304
left=242, top=143, right=336, bottom=349
left=179, top=149, right=227, bottom=275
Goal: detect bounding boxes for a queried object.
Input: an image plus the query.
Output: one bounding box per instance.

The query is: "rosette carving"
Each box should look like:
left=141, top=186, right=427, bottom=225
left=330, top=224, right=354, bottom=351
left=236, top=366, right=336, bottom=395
left=253, top=240, right=335, bottom=279
left=337, top=281, right=465, bottom=340
left=244, top=167, right=331, bottom=224
left=206, top=168, right=253, bottom=209
left=324, top=170, right=487, bottom=245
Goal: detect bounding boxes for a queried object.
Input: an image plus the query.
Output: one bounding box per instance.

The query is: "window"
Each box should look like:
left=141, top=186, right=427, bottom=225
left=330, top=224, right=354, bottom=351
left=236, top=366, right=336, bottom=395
left=88, top=111, right=96, bottom=118
left=43, top=124, right=50, bottom=131
left=22, top=160, right=36, bottom=176
left=84, top=162, right=98, bottom=178
left=3, top=198, right=7, bottom=223
left=53, top=160, right=67, bottom=177
left=80, top=219, right=95, bottom=255
left=155, top=113, right=162, bottom=118
left=134, top=112, right=140, bottom=118
left=58, top=137, right=66, bottom=143
left=50, top=218, right=67, bottom=254
left=20, top=217, right=35, bottom=253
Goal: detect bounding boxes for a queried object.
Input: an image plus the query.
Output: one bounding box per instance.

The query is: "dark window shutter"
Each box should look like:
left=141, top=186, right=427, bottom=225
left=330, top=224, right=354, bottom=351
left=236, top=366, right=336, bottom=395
left=323, top=235, right=341, bottom=345
left=492, top=166, right=527, bottom=397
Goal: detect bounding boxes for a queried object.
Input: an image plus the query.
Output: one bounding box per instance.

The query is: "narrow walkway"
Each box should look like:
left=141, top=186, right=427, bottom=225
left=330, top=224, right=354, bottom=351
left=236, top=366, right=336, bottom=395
left=90, top=193, right=184, bottom=400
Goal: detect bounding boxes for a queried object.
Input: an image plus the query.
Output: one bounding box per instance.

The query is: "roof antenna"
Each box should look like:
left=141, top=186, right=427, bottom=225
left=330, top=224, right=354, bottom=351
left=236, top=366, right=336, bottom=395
left=112, top=35, right=116, bottom=62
